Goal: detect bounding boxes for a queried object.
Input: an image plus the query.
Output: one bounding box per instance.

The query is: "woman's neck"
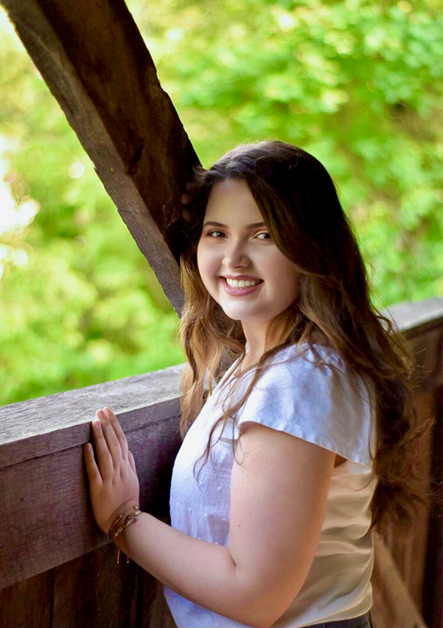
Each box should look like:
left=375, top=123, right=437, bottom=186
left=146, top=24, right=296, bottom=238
left=242, top=325, right=266, bottom=366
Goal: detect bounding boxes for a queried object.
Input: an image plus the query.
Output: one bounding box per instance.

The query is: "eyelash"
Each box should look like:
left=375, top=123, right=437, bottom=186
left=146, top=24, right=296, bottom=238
left=256, top=231, right=271, bottom=240
left=206, top=230, right=271, bottom=240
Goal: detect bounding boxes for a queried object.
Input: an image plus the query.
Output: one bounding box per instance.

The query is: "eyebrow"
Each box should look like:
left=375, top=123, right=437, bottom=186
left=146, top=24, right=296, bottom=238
left=202, top=221, right=267, bottom=229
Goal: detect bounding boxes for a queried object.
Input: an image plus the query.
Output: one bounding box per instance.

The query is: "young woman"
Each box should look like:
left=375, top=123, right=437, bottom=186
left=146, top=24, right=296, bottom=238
left=84, top=141, right=419, bottom=628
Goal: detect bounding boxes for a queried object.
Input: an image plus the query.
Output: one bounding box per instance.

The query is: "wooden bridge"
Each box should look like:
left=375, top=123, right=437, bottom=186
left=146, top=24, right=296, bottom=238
left=0, top=1, right=441, bottom=626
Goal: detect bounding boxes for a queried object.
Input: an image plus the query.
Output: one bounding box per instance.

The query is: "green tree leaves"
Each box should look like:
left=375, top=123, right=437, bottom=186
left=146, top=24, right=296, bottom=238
left=137, top=0, right=442, bottom=304
left=0, top=0, right=441, bottom=404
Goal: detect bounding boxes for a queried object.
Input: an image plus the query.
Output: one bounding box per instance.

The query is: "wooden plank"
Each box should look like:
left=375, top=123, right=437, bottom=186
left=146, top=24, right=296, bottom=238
left=376, top=322, right=442, bottom=628
left=384, top=297, right=443, bottom=337
left=0, top=365, right=183, bottom=467
left=371, top=534, right=428, bottom=628
left=409, top=326, right=443, bottom=391
left=0, top=0, right=201, bottom=313
left=0, top=570, right=52, bottom=628
left=383, top=390, right=434, bottom=610
left=52, top=544, right=139, bottom=628
left=140, top=570, right=177, bottom=628
left=0, top=366, right=184, bottom=590
left=0, top=402, right=181, bottom=590
left=423, top=384, right=442, bottom=628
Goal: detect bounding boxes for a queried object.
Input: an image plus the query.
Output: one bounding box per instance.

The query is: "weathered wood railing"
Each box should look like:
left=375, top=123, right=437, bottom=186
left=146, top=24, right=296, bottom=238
left=0, top=298, right=442, bottom=628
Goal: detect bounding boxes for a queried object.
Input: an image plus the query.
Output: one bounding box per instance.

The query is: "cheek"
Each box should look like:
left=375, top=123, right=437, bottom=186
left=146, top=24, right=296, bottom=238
left=197, top=241, right=218, bottom=270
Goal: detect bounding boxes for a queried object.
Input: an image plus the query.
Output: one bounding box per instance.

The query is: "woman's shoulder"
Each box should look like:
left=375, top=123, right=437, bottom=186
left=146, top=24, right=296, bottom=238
left=223, top=343, right=356, bottom=391
left=237, top=342, right=375, bottom=469
left=261, top=342, right=352, bottom=380
left=257, top=343, right=371, bottom=419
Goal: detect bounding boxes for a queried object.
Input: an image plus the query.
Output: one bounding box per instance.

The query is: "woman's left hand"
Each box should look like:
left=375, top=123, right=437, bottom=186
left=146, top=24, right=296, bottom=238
left=84, top=407, right=140, bottom=534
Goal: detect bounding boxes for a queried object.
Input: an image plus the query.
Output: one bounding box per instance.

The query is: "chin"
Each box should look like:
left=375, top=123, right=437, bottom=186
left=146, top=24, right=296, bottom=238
left=221, top=306, right=252, bottom=320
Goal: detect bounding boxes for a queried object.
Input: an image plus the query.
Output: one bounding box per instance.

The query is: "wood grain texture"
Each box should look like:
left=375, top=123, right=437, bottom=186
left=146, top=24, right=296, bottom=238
left=378, top=390, right=434, bottom=612
left=139, top=569, right=177, bottom=628
left=384, top=297, right=443, bottom=337
left=390, top=391, right=433, bottom=609
left=0, top=543, right=175, bottom=628
left=0, top=570, right=52, bottom=628
left=372, top=534, right=428, bottom=628
left=0, top=368, right=182, bottom=590
left=423, top=384, right=442, bottom=628
left=0, top=0, right=201, bottom=313
left=52, top=544, right=139, bottom=628
left=371, top=320, right=442, bottom=628
left=0, top=365, right=183, bottom=467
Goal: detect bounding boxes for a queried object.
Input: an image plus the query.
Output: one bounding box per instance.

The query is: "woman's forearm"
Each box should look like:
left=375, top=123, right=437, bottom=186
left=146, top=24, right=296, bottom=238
left=115, top=513, right=272, bottom=628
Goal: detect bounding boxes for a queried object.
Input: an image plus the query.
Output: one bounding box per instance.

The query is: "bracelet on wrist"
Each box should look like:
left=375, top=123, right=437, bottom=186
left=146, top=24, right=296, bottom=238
left=108, top=505, right=142, bottom=541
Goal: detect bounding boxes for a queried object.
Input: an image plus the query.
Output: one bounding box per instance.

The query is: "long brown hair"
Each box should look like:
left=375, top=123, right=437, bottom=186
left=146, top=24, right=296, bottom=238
left=179, top=140, right=423, bottom=534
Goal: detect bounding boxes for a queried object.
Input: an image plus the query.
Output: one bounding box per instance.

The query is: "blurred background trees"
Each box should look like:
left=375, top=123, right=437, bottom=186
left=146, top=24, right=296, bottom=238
left=0, top=0, right=441, bottom=405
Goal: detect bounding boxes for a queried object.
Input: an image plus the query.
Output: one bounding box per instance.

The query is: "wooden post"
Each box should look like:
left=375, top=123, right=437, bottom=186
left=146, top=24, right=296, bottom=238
left=0, top=0, right=200, bottom=313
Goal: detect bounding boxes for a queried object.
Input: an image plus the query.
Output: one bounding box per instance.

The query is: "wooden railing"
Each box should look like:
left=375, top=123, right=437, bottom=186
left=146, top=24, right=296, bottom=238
left=0, top=298, right=442, bottom=628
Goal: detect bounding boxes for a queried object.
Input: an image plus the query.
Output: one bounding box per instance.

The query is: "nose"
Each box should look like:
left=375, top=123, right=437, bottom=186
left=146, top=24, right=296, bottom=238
left=223, top=239, right=250, bottom=269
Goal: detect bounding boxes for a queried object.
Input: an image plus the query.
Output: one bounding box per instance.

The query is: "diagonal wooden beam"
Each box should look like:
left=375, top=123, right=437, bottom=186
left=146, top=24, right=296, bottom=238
left=1, top=0, right=200, bottom=313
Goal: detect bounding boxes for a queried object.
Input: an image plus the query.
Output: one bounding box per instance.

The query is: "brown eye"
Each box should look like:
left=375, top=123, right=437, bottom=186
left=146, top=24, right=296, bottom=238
left=256, top=231, right=271, bottom=240
left=208, top=230, right=225, bottom=238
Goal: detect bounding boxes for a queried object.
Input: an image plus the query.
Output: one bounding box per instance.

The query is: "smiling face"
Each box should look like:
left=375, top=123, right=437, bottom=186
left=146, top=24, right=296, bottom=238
left=196, top=178, right=300, bottom=343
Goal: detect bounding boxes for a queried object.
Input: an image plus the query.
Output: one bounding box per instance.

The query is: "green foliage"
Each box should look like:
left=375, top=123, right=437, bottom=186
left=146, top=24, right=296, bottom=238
left=133, top=0, right=442, bottom=304
left=0, top=7, right=183, bottom=406
left=0, top=0, right=442, bottom=405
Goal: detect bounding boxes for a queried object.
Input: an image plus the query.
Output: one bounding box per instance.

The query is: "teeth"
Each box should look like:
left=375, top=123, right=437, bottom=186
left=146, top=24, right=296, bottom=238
left=225, top=278, right=261, bottom=288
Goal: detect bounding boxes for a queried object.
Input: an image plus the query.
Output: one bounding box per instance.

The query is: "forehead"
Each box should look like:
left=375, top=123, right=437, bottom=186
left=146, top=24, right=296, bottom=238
left=205, top=179, right=264, bottom=223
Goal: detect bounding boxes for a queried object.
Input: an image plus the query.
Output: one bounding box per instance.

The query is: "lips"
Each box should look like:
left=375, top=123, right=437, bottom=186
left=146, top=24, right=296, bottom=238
left=221, top=276, right=263, bottom=296
left=225, top=278, right=262, bottom=288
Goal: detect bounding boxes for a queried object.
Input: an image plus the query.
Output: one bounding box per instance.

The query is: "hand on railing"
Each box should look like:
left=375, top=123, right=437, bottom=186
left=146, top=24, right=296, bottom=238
left=84, top=407, right=140, bottom=535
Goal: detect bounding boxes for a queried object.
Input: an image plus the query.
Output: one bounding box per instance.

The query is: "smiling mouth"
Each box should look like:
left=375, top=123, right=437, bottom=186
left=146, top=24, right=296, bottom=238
left=224, top=278, right=263, bottom=288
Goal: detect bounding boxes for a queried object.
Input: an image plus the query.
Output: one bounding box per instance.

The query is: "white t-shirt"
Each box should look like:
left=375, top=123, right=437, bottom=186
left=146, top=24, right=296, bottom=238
left=164, top=345, right=377, bottom=628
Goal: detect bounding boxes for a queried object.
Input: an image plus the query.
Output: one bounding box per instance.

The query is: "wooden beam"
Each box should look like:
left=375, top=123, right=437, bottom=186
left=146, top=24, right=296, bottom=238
left=0, top=0, right=200, bottom=313
left=384, top=297, right=443, bottom=338
left=0, top=365, right=183, bottom=468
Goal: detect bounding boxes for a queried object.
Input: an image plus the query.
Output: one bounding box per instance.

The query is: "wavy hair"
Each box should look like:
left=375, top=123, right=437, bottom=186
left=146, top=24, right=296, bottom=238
left=179, top=140, right=425, bottom=534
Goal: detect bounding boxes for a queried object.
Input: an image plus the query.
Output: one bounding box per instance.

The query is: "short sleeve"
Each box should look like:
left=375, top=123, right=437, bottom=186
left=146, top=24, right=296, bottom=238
left=236, top=346, right=375, bottom=470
